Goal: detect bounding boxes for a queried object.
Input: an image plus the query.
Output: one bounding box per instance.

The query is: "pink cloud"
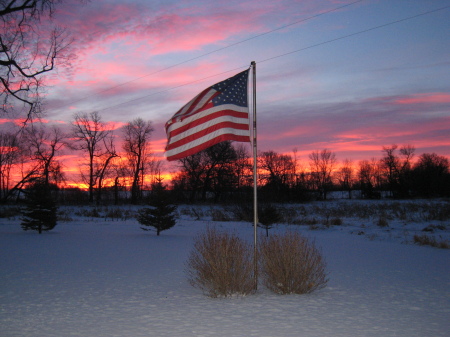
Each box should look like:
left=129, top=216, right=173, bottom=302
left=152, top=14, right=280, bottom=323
left=393, top=93, right=450, bottom=105
left=136, top=11, right=263, bottom=55
left=152, top=138, right=168, bottom=154
left=55, top=2, right=267, bottom=58
left=0, top=118, right=33, bottom=126
left=104, top=121, right=126, bottom=131
left=0, top=119, right=14, bottom=125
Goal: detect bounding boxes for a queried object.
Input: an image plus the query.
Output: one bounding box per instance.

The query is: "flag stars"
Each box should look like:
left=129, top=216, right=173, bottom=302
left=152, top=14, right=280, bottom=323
left=212, top=69, right=249, bottom=108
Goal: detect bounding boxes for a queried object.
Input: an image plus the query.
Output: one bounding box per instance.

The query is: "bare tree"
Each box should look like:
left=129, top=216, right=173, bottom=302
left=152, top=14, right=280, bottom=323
left=176, top=151, right=205, bottom=202
left=0, top=0, right=77, bottom=118
left=308, top=149, right=337, bottom=200
left=109, top=160, right=129, bottom=205
left=0, top=128, right=47, bottom=202
left=259, top=150, right=295, bottom=201
left=95, top=133, right=118, bottom=204
left=337, top=159, right=354, bottom=199
left=358, top=158, right=382, bottom=199
left=381, top=145, right=399, bottom=196
left=175, top=141, right=238, bottom=202
left=147, top=157, right=164, bottom=188
left=400, top=145, right=415, bottom=171
left=0, top=130, right=23, bottom=200
left=381, top=144, right=415, bottom=197
left=412, top=153, right=449, bottom=197
left=122, top=118, right=153, bottom=204
left=71, top=111, right=113, bottom=203
left=23, top=123, right=67, bottom=186
left=234, top=144, right=252, bottom=190
left=259, top=151, right=295, bottom=186
left=204, top=141, right=238, bottom=202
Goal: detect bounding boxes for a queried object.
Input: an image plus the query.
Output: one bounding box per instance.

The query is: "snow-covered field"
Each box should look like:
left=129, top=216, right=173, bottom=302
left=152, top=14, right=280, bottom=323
left=1, top=200, right=449, bottom=337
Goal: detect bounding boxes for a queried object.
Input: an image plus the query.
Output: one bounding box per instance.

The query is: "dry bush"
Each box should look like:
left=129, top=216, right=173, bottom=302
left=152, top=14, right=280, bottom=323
left=259, top=231, right=328, bottom=294
left=189, top=207, right=205, bottom=220
left=179, top=207, right=205, bottom=220
left=0, top=206, right=21, bottom=219
left=376, top=216, right=389, bottom=228
left=186, top=227, right=255, bottom=297
left=57, top=209, right=73, bottom=222
left=330, top=217, right=343, bottom=226
left=413, top=234, right=449, bottom=249
left=228, top=203, right=253, bottom=222
left=74, top=207, right=101, bottom=218
left=422, top=202, right=450, bottom=221
left=325, top=217, right=343, bottom=227
left=210, top=208, right=231, bottom=221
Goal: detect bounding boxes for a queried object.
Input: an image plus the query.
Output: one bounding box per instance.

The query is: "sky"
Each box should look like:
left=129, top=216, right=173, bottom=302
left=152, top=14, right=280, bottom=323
left=2, top=0, right=450, bottom=173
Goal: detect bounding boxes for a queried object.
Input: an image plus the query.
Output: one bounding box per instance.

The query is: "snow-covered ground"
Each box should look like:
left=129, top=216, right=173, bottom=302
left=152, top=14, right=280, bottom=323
left=1, top=200, right=449, bottom=337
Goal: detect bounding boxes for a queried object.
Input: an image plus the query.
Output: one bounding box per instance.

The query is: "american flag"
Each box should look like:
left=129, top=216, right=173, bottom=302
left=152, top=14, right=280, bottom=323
left=165, top=69, right=250, bottom=161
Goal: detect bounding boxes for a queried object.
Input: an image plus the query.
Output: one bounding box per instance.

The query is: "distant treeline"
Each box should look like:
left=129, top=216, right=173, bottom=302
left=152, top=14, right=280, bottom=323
left=17, top=144, right=450, bottom=205
left=1, top=113, right=449, bottom=205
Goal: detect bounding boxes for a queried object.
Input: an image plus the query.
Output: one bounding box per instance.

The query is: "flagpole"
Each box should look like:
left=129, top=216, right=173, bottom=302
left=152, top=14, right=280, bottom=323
left=251, top=61, right=258, bottom=290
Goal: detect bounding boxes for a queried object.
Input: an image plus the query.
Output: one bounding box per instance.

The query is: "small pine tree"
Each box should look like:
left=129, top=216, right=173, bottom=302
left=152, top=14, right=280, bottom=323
left=258, top=204, right=281, bottom=237
left=21, top=181, right=57, bottom=234
left=137, top=181, right=176, bottom=235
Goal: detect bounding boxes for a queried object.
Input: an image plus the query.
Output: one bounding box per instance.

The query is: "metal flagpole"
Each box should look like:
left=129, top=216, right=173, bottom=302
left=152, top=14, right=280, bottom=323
left=251, top=61, right=258, bottom=290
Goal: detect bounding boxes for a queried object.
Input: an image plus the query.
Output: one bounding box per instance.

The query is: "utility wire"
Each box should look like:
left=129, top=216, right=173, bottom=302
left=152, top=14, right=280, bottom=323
left=94, top=5, right=449, bottom=114
left=55, top=0, right=366, bottom=110
left=259, top=5, right=450, bottom=64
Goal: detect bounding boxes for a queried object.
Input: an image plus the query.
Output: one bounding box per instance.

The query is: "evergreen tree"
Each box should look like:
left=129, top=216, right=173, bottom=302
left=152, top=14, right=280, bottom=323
left=137, top=181, right=176, bottom=235
left=258, top=204, right=281, bottom=237
left=21, top=181, right=57, bottom=234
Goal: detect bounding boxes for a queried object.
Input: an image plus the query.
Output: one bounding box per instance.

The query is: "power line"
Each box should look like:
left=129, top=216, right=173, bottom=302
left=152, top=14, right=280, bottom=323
left=94, top=5, right=450, bottom=114
left=259, top=5, right=450, bottom=65
left=55, top=0, right=366, bottom=110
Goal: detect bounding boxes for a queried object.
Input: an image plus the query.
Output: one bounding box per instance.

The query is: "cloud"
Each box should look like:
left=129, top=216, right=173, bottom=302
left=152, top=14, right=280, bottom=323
left=254, top=92, right=450, bottom=161
left=393, top=93, right=450, bottom=105
left=44, top=0, right=364, bottom=123
left=56, top=1, right=267, bottom=58
left=0, top=118, right=48, bottom=126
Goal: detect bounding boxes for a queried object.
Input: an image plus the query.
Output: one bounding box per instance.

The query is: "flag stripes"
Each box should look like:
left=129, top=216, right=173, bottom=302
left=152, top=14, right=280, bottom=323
left=165, top=69, right=250, bottom=161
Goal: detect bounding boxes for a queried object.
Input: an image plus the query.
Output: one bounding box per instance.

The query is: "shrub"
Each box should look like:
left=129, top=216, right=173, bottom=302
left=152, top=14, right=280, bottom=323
left=228, top=202, right=253, bottom=222
left=186, top=227, right=255, bottom=297
left=210, top=208, right=230, bottom=221
left=329, top=217, right=343, bottom=226
left=104, top=207, right=132, bottom=221
left=413, top=234, right=449, bottom=249
left=376, top=216, right=389, bottom=228
left=0, top=206, right=21, bottom=218
left=57, top=209, right=73, bottom=222
left=74, top=207, right=101, bottom=218
left=259, top=231, right=328, bottom=294
left=422, top=224, right=446, bottom=232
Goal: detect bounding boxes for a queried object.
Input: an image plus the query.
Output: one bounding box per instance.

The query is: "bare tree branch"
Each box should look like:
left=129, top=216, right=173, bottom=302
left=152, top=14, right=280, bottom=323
left=1, top=1, right=78, bottom=118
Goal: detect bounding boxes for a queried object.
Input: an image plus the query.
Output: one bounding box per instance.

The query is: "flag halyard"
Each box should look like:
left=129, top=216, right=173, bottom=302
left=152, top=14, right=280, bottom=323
left=165, top=69, right=250, bottom=161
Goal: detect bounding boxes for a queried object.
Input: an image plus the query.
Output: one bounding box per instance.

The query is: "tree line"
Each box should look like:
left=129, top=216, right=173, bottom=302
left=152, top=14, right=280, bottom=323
left=1, top=112, right=449, bottom=204
left=0, top=111, right=159, bottom=204
left=171, top=143, right=450, bottom=203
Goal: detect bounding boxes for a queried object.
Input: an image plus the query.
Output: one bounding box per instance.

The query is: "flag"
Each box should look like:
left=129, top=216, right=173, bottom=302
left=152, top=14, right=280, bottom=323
left=165, top=69, right=250, bottom=161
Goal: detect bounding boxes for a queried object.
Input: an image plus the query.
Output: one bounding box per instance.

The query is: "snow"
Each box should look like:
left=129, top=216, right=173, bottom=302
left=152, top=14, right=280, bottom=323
left=1, top=201, right=449, bottom=337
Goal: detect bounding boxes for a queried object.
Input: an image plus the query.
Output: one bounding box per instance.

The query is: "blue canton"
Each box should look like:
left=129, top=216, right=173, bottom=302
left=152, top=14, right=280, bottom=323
left=211, top=69, right=249, bottom=108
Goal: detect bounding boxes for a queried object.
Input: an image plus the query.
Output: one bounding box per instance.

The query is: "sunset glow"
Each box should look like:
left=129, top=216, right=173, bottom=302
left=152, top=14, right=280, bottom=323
left=1, top=0, right=449, bottom=188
